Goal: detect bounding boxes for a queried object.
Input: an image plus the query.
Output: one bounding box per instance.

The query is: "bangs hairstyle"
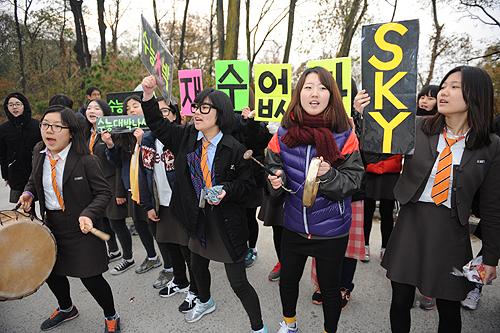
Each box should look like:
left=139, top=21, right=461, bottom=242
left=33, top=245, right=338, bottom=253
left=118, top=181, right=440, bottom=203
left=281, top=66, right=349, bottom=133
left=49, top=94, right=74, bottom=109
left=157, top=96, right=181, bottom=124
left=418, top=85, right=438, bottom=100
left=123, top=95, right=142, bottom=114
left=40, top=105, right=90, bottom=155
left=423, top=66, right=494, bottom=150
left=84, top=99, right=112, bottom=141
left=194, top=88, right=235, bottom=134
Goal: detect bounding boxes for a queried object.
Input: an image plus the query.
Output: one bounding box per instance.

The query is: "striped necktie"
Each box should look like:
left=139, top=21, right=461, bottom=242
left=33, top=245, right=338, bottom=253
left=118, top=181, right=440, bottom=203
left=201, top=138, right=212, bottom=189
left=48, top=155, right=65, bottom=211
left=431, top=129, right=465, bottom=206
left=89, top=132, right=97, bottom=154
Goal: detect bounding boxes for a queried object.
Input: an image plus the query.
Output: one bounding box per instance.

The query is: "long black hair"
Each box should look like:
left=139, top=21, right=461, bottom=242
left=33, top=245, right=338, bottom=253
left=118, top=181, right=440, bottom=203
left=416, top=85, right=438, bottom=116
left=39, top=105, right=90, bottom=155
left=83, top=99, right=112, bottom=141
left=423, top=66, right=494, bottom=150
left=194, top=88, right=235, bottom=134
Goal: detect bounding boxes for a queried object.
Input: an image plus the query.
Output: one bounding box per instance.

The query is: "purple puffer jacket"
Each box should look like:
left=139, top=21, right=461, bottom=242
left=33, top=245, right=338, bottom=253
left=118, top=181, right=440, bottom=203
left=277, top=127, right=352, bottom=237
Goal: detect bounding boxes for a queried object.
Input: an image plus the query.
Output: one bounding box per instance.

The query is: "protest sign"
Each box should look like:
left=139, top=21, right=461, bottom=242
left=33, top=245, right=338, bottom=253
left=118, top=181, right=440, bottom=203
left=254, top=64, right=291, bottom=122
left=106, top=91, right=142, bottom=115
left=178, top=69, right=203, bottom=115
left=140, top=15, right=174, bottom=102
left=361, top=19, right=418, bottom=154
left=215, top=60, right=249, bottom=111
left=96, top=115, right=149, bottom=134
left=308, top=57, right=352, bottom=115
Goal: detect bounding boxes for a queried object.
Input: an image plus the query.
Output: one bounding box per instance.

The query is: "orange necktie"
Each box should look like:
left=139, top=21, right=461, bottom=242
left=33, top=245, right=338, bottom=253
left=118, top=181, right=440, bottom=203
left=89, top=132, right=97, bottom=154
left=431, top=129, right=465, bottom=206
left=48, top=155, right=65, bottom=211
left=201, top=139, right=212, bottom=189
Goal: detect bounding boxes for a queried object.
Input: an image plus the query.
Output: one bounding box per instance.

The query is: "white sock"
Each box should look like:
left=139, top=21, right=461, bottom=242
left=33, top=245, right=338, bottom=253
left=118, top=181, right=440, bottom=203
left=164, top=267, right=173, bottom=273
left=59, top=305, right=73, bottom=313
left=109, top=250, right=120, bottom=255
left=250, top=247, right=257, bottom=253
left=105, top=312, right=119, bottom=321
left=126, top=258, right=134, bottom=263
left=148, top=255, right=158, bottom=261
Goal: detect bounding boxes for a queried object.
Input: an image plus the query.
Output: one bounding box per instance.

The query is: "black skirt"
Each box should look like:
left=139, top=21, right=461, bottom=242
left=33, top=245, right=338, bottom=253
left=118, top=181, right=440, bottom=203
left=381, top=201, right=475, bottom=301
left=257, top=193, right=284, bottom=227
left=364, top=172, right=399, bottom=200
left=156, top=205, right=189, bottom=246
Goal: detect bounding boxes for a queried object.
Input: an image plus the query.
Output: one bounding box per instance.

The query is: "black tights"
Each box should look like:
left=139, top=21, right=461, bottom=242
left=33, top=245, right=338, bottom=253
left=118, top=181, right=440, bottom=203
left=272, top=225, right=283, bottom=261
left=364, top=198, right=395, bottom=248
left=390, top=281, right=461, bottom=333
left=246, top=207, right=259, bottom=249
left=46, top=272, right=115, bottom=317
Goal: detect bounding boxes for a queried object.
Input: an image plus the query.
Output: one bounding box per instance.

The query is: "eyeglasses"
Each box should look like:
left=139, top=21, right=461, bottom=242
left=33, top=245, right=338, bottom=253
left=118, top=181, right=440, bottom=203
left=39, top=122, right=69, bottom=133
left=7, top=103, right=22, bottom=108
left=191, top=102, right=217, bottom=114
left=160, top=107, right=173, bottom=116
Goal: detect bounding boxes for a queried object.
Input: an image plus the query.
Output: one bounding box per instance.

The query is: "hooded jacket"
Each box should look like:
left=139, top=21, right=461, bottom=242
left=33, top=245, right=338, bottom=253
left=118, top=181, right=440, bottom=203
left=0, top=93, right=42, bottom=190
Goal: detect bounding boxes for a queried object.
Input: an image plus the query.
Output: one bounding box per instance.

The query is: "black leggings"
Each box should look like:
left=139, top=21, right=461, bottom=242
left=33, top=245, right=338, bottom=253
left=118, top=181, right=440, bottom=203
left=364, top=198, right=395, bottom=248
left=190, top=252, right=263, bottom=331
left=272, top=225, right=283, bottom=261
left=147, top=221, right=172, bottom=269
left=390, top=281, right=461, bottom=333
left=46, top=272, right=115, bottom=317
left=246, top=207, right=259, bottom=248
left=163, top=243, right=198, bottom=294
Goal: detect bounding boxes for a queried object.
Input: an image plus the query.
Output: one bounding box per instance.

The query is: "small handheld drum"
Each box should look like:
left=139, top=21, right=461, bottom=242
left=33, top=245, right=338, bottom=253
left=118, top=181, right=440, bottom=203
left=302, top=157, right=322, bottom=207
left=0, top=210, right=56, bottom=301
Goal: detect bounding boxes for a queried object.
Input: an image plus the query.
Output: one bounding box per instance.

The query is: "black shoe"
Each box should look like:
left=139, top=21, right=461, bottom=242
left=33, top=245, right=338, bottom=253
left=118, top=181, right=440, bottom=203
left=40, top=305, right=79, bottom=331
left=179, top=290, right=198, bottom=313
left=108, top=252, right=122, bottom=262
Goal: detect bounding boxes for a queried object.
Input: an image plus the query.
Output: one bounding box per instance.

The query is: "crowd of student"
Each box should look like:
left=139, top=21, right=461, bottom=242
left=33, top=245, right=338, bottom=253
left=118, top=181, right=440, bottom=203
left=2, top=64, right=499, bottom=333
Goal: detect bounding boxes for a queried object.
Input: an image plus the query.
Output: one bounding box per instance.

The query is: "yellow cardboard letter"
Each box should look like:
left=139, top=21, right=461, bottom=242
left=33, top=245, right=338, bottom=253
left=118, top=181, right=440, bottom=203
left=375, top=71, right=407, bottom=109
left=369, top=111, right=411, bottom=153
left=368, top=23, right=408, bottom=71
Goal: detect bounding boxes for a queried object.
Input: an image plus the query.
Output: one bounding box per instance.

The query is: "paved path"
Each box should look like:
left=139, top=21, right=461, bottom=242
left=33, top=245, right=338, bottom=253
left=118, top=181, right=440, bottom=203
left=0, top=183, right=499, bottom=332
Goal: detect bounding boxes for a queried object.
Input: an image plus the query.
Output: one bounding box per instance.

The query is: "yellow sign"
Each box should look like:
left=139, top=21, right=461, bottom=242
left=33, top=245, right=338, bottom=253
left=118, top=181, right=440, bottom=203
left=254, top=64, right=292, bottom=122
left=308, top=57, right=352, bottom=115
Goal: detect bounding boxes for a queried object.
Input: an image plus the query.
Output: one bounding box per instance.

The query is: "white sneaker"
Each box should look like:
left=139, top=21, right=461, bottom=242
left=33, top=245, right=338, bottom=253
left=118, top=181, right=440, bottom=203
left=361, top=245, right=370, bottom=262
left=185, top=297, right=216, bottom=323
left=159, top=279, right=189, bottom=298
left=461, top=288, right=482, bottom=310
left=178, top=290, right=198, bottom=313
left=277, top=320, right=298, bottom=333
left=380, top=247, right=386, bottom=260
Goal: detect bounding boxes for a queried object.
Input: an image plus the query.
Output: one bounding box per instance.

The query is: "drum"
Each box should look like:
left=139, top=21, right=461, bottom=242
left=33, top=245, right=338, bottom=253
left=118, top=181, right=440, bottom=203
left=302, top=157, right=322, bottom=207
left=0, top=210, right=56, bottom=301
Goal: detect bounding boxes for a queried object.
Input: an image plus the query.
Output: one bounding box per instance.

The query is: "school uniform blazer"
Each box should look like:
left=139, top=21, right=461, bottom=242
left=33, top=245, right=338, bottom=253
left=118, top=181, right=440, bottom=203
left=24, top=143, right=112, bottom=228
left=393, top=117, right=500, bottom=266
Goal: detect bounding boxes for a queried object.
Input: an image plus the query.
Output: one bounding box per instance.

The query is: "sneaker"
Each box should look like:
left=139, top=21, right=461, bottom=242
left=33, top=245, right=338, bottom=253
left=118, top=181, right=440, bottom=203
left=245, top=248, right=258, bottom=268
left=361, top=245, right=370, bottom=262
left=105, top=317, right=121, bottom=332
left=128, top=224, right=138, bottom=235
left=380, top=247, right=386, bottom=260
left=412, top=293, right=419, bottom=308
left=277, top=320, right=299, bottom=333
left=312, top=287, right=322, bottom=305
left=108, top=251, right=122, bottom=263
left=340, top=287, right=351, bottom=310
left=153, top=269, right=173, bottom=289
left=159, top=279, right=189, bottom=298
left=110, top=259, right=135, bottom=275
left=40, top=305, right=79, bottom=331
left=268, top=262, right=281, bottom=281
left=252, top=324, right=269, bottom=333
left=179, top=290, right=198, bottom=313
left=185, top=297, right=216, bottom=323
left=135, top=257, right=162, bottom=274
left=461, top=287, right=482, bottom=310
left=420, top=296, right=436, bottom=310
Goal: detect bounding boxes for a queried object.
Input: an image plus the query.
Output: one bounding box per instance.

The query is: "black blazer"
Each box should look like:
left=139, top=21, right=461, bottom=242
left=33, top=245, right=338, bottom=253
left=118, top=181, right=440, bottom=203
left=394, top=117, right=500, bottom=266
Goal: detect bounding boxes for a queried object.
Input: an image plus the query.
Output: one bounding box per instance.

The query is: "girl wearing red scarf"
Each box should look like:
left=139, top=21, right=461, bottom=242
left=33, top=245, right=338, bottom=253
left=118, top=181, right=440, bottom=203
left=266, top=67, right=364, bottom=333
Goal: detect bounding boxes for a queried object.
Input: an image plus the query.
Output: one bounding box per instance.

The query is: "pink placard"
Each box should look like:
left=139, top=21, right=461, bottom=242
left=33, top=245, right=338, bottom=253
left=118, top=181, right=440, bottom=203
left=178, top=69, right=203, bottom=115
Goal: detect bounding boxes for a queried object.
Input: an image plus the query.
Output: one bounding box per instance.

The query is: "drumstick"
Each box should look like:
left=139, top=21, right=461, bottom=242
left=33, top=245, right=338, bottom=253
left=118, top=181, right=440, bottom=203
left=243, top=150, right=275, bottom=176
left=84, top=224, right=111, bottom=241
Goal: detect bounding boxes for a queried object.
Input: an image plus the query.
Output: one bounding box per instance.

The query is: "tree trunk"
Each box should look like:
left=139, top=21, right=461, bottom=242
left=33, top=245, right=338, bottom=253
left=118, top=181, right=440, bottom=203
left=208, top=0, right=215, bottom=78
left=424, top=0, right=443, bottom=87
left=69, top=0, right=91, bottom=88
left=97, top=0, right=107, bottom=65
left=216, top=0, right=225, bottom=59
left=111, top=0, right=120, bottom=54
left=178, top=0, right=190, bottom=70
left=282, top=0, right=296, bottom=63
left=224, top=0, right=241, bottom=60
left=153, top=0, right=161, bottom=37
left=336, top=0, right=367, bottom=58
left=13, top=0, right=26, bottom=94
left=246, top=0, right=251, bottom=83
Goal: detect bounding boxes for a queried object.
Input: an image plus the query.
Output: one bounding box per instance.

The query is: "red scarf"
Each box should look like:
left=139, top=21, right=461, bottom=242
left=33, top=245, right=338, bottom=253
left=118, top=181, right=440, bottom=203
left=280, top=113, right=345, bottom=168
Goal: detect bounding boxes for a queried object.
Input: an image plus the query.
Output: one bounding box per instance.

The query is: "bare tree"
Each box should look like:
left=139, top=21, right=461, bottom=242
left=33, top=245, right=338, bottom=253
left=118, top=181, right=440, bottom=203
left=13, top=0, right=26, bottom=93
left=336, top=0, right=367, bottom=57
left=282, top=0, right=297, bottom=63
left=97, top=0, right=106, bottom=65
left=459, top=0, right=500, bottom=28
left=208, top=0, right=216, bottom=77
left=69, top=0, right=91, bottom=79
left=153, top=0, right=161, bottom=36
left=178, top=0, right=190, bottom=69
left=224, top=0, right=240, bottom=59
left=423, top=0, right=444, bottom=87
left=216, top=0, right=224, bottom=59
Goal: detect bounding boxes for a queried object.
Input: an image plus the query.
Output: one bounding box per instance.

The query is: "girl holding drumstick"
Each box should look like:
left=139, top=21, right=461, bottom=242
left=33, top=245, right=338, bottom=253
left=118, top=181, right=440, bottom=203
left=18, top=105, right=121, bottom=332
left=354, top=66, right=500, bottom=332
left=266, top=66, right=364, bottom=333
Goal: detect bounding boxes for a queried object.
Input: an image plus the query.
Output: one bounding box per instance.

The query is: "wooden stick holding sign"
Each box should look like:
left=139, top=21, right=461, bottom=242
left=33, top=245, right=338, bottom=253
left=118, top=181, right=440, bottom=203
left=361, top=19, right=419, bottom=154
left=140, top=14, right=174, bottom=103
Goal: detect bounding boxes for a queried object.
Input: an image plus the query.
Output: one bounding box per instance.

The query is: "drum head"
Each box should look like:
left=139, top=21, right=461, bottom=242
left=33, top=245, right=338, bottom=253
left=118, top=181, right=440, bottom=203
left=0, top=213, right=56, bottom=300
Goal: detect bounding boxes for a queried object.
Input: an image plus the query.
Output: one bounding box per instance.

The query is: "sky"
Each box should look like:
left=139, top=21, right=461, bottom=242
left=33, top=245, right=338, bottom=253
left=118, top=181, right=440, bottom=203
left=78, top=0, right=500, bottom=85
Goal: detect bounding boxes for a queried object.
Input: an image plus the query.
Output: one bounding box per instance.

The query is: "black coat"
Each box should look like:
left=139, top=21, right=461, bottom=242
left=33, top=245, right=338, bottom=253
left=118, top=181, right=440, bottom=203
left=0, top=93, right=42, bottom=191
left=142, top=97, right=256, bottom=262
